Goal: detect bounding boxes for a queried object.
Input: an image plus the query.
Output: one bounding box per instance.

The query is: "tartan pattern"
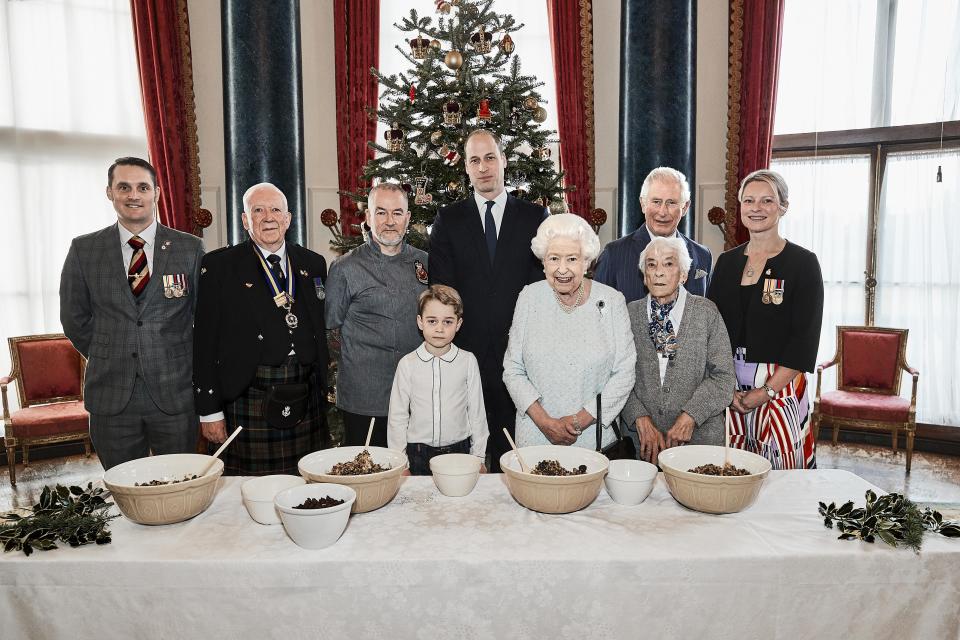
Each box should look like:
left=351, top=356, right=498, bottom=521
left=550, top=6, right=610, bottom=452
left=406, top=437, right=471, bottom=476
left=218, top=358, right=328, bottom=475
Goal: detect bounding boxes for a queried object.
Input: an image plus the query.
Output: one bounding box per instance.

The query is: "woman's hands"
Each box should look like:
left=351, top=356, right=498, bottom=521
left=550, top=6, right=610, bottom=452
left=665, top=412, right=695, bottom=448
left=732, top=388, right=769, bottom=413
left=526, top=402, right=592, bottom=446
left=636, top=416, right=665, bottom=463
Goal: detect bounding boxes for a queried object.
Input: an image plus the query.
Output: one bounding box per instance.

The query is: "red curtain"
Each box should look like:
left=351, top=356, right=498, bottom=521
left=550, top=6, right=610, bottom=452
left=547, top=0, right=595, bottom=219
left=334, top=0, right=380, bottom=236
left=129, top=0, right=202, bottom=236
left=723, top=0, right=785, bottom=247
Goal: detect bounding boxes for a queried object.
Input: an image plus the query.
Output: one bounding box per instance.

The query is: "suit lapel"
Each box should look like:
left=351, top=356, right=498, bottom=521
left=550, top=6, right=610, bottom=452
left=139, top=224, right=171, bottom=309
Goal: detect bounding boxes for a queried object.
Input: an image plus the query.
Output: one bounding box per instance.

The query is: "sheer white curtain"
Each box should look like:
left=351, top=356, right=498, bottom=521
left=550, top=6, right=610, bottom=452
left=0, top=0, right=147, bottom=406
left=772, top=154, right=872, bottom=393
left=377, top=1, right=558, bottom=158
left=874, top=149, right=960, bottom=425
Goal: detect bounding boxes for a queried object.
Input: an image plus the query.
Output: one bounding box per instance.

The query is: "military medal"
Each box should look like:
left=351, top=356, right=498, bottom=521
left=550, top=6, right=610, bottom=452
left=771, top=279, right=785, bottom=305
left=414, top=259, right=428, bottom=285
left=162, top=274, right=174, bottom=298
left=254, top=246, right=298, bottom=329
left=762, top=278, right=774, bottom=304
left=313, top=277, right=325, bottom=300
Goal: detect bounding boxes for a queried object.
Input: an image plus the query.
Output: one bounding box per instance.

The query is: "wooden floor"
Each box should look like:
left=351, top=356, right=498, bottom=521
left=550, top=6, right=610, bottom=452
left=2, top=442, right=960, bottom=516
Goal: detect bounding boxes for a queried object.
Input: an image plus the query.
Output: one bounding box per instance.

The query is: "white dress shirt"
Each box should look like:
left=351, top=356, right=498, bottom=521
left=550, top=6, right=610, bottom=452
left=387, top=343, right=489, bottom=458
left=474, top=189, right=508, bottom=237
left=646, top=286, right=688, bottom=384
left=118, top=218, right=158, bottom=274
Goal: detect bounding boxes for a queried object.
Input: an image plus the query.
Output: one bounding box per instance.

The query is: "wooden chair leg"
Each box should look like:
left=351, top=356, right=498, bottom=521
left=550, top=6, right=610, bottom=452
left=832, top=422, right=839, bottom=446
left=812, top=412, right=820, bottom=442
left=906, top=424, right=915, bottom=474
left=6, top=443, right=15, bottom=487
left=22, top=443, right=30, bottom=467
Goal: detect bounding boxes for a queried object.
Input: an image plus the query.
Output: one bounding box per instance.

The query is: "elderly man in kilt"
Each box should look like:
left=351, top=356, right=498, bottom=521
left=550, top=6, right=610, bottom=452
left=193, top=183, right=329, bottom=475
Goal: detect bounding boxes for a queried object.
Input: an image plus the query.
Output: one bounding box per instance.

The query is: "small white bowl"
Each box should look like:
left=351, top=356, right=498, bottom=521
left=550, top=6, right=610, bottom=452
left=274, top=483, right=356, bottom=549
left=241, top=475, right=306, bottom=524
left=604, top=459, right=658, bottom=506
left=429, top=453, right=482, bottom=497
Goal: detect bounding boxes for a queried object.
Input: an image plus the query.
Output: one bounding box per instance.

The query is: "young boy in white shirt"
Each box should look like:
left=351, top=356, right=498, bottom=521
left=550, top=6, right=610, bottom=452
left=387, top=285, right=488, bottom=475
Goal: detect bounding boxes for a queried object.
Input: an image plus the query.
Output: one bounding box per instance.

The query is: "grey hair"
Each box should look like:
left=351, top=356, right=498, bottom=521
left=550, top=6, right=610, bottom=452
left=639, top=167, right=691, bottom=204
left=638, top=236, right=692, bottom=276
left=367, top=182, right=409, bottom=212
left=243, top=182, right=288, bottom=213
left=738, top=169, right=789, bottom=207
left=530, top=213, right=601, bottom=262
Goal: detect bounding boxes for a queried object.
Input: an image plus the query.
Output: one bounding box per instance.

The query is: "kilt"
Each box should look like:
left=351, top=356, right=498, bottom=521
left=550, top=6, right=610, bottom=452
left=216, top=356, right=328, bottom=475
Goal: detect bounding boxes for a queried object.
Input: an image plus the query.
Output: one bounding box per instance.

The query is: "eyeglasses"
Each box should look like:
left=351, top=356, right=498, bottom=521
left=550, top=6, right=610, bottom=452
left=644, top=198, right=682, bottom=212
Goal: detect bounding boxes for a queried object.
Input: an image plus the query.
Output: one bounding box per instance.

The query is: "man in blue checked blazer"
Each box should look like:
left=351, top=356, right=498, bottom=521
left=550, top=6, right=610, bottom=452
left=60, top=157, right=204, bottom=470
left=594, top=167, right=712, bottom=304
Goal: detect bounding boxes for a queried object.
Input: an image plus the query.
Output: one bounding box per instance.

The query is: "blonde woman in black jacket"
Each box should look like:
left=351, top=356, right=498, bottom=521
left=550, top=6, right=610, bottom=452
left=707, top=170, right=824, bottom=469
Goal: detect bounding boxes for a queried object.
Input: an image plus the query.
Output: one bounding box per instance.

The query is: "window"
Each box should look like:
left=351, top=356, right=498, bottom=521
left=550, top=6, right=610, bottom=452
left=0, top=0, right=147, bottom=393
left=773, top=0, right=960, bottom=425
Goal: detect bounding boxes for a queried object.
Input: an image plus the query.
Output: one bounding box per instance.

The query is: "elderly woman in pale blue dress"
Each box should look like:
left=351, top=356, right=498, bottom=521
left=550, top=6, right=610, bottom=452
left=503, top=214, right=636, bottom=449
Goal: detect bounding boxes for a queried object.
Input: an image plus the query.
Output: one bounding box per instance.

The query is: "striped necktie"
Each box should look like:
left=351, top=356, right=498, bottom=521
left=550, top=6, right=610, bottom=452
left=127, top=235, right=150, bottom=296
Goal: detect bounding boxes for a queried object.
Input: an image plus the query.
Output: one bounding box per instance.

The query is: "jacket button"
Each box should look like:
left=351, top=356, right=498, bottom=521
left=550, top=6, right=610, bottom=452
left=132, top=352, right=138, bottom=358
left=663, top=387, right=669, bottom=393
left=137, top=321, right=143, bottom=327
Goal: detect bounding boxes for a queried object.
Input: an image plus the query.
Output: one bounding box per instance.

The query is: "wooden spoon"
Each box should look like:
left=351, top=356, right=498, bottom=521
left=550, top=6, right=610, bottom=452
left=503, top=428, right=530, bottom=473
left=201, top=425, right=243, bottom=476
left=724, top=408, right=731, bottom=467
left=364, top=417, right=376, bottom=448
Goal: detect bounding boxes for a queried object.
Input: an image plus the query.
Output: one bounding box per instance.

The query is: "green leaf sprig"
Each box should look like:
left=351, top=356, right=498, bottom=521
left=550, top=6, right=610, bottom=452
left=1, top=483, right=118, bottom=556
left=819, top=490, right=960, bottom=553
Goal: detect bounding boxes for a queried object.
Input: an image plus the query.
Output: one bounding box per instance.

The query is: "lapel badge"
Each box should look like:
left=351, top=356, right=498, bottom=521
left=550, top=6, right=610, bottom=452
left=244, top=282, right=254, bottom=288
left=201, top=267, right=207, bottom=275
left=299, top=269, right=309, bottom=277
left=414, top=259, right=428, bottom=285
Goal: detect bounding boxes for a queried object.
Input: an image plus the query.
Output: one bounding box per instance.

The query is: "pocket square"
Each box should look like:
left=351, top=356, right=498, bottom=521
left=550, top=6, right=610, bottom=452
left=695, top=269, right=708, bottom=280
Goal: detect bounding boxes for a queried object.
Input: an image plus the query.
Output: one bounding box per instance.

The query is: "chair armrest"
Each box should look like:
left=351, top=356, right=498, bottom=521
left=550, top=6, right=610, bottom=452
left=817, top=358, right=838, bottom=373
left=0, top=376, right=12, bottom=385
left=0, top=378, right=11, bottom=423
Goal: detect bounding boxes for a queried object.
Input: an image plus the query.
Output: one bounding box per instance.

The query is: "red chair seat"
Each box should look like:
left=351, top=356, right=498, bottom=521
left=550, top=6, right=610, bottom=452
left=9, top=401, right=89, bottom=438
left=819, top=390, right=910, bottom=423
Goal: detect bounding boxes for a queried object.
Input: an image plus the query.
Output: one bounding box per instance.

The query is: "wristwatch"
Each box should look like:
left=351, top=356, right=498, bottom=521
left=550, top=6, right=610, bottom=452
left=761, top=384, right=776, bottom=399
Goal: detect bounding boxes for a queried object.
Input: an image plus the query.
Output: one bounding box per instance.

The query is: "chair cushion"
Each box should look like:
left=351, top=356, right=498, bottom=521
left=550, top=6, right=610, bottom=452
left=820, top=390, right=910, bottom=423
left=840, top=330, right=902, bottom=392
left=9, top=401, right=89, bottom=438
left=16, top=338, right=83, bottom=403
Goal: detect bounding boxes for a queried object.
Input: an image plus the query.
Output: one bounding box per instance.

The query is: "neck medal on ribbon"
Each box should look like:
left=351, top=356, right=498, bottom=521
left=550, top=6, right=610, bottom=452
left=254, top=247, right=298, bottom=328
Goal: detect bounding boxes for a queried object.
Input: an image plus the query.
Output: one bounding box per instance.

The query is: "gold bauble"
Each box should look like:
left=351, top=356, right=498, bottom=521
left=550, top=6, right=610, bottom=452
left=447, top=181, right=463, bottom=197
left=437, top=2, right=451, bottom=14
left=412, top=222, right=428, bottom=236
left=532, top=106, right=548, bottom=123
left=430, top=130, right=443, bottom=145
left=444, top=50, right=464, bottom=70
left=522, top=96, right=538, bottom=111
left=549, top=199, right=568, bottom=214
left=430, top=39, right=441, bottom=50
left=450, top=0, right=462, bottom=5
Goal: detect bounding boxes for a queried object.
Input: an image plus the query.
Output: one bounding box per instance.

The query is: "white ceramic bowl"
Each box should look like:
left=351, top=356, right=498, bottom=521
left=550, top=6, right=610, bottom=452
left=658, top=445, right=772, bottom=514
left=429, top=453, right=482, bottom=497
left=103, top=453, right=223, bottom=525
left=274, top=483, right=356, bottom=549
left=298, top=446, right=408, bottom=513
left=241, top=475, right=306, bottom=524
left=604, top=459, right=658, bottom=506
left=499, top=445, right=609, bottom=514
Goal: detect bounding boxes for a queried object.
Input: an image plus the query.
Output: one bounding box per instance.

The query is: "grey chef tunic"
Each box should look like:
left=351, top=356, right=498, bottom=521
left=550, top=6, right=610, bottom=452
left=325, top=238, right=429, bottom=415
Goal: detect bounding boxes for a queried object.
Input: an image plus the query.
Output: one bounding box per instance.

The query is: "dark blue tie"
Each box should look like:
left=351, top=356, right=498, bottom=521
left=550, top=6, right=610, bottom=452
left=484, top=200, right=497, bottom=263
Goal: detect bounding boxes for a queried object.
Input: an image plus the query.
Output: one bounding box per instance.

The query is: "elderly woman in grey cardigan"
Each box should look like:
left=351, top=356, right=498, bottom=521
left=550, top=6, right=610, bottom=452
left=504, top=214, right=636, bottom=449
left=622, top=236, right=736, bottom=463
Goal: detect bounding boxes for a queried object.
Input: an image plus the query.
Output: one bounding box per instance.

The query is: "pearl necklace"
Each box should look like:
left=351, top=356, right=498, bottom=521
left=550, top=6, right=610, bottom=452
left=554, top=281, right=584, bottom=313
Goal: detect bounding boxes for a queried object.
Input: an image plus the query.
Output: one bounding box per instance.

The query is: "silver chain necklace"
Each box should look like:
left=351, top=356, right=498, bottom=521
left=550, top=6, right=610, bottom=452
left=554, top=281, right=584, bottom=313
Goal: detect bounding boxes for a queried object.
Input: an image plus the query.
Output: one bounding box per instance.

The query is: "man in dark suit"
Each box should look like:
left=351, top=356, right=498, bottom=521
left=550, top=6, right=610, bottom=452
left=60, top=157, right=205, bottom=470
left=193, top=183, right=329, bottom=475
left=429, top=130, right=547, bottom=472
left=594, top=167, right=712, bottom=303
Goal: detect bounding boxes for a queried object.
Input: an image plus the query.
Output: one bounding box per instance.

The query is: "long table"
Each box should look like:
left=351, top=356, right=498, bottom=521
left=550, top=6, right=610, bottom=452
left=2, top=470, right=959, bottom=639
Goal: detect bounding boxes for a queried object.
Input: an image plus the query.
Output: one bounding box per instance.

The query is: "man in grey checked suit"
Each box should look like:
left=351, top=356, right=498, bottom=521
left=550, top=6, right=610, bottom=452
left=60, top=157, right=204, bottom=470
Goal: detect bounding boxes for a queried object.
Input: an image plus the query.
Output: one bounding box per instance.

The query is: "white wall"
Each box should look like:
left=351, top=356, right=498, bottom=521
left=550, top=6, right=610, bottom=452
left=188, top=0, right=728, bottom=260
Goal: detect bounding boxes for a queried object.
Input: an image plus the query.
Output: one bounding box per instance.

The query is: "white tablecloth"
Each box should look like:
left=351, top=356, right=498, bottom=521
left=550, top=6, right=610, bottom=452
left=2, top=470, right=958, bottom=639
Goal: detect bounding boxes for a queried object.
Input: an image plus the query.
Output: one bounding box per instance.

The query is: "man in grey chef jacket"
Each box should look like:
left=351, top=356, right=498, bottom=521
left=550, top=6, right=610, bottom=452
left=325, top=183, right=429, bottom=447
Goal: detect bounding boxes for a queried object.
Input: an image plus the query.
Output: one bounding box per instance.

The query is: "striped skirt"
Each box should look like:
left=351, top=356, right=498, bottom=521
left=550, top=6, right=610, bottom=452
left=729, top=347, right=816, bottom=470
left=217, top=357, right=328, bottom=476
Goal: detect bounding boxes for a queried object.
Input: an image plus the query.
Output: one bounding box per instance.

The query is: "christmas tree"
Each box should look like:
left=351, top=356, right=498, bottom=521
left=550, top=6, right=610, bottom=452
left=325, top=0, right=568, bottom=253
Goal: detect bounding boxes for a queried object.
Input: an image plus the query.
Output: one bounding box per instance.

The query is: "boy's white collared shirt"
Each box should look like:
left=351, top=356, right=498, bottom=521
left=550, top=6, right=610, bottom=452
left=387, top=342, right=488, bottom=458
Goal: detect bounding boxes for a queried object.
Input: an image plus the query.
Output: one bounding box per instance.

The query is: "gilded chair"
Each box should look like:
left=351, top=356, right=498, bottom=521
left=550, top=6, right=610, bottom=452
left=812, top=326, right=919, bottom=472
left=1, top=334, right=91, bottom=486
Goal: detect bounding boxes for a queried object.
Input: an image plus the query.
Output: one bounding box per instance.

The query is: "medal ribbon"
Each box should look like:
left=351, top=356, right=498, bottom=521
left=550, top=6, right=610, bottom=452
left=253, top=247, right=296, bottom=303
